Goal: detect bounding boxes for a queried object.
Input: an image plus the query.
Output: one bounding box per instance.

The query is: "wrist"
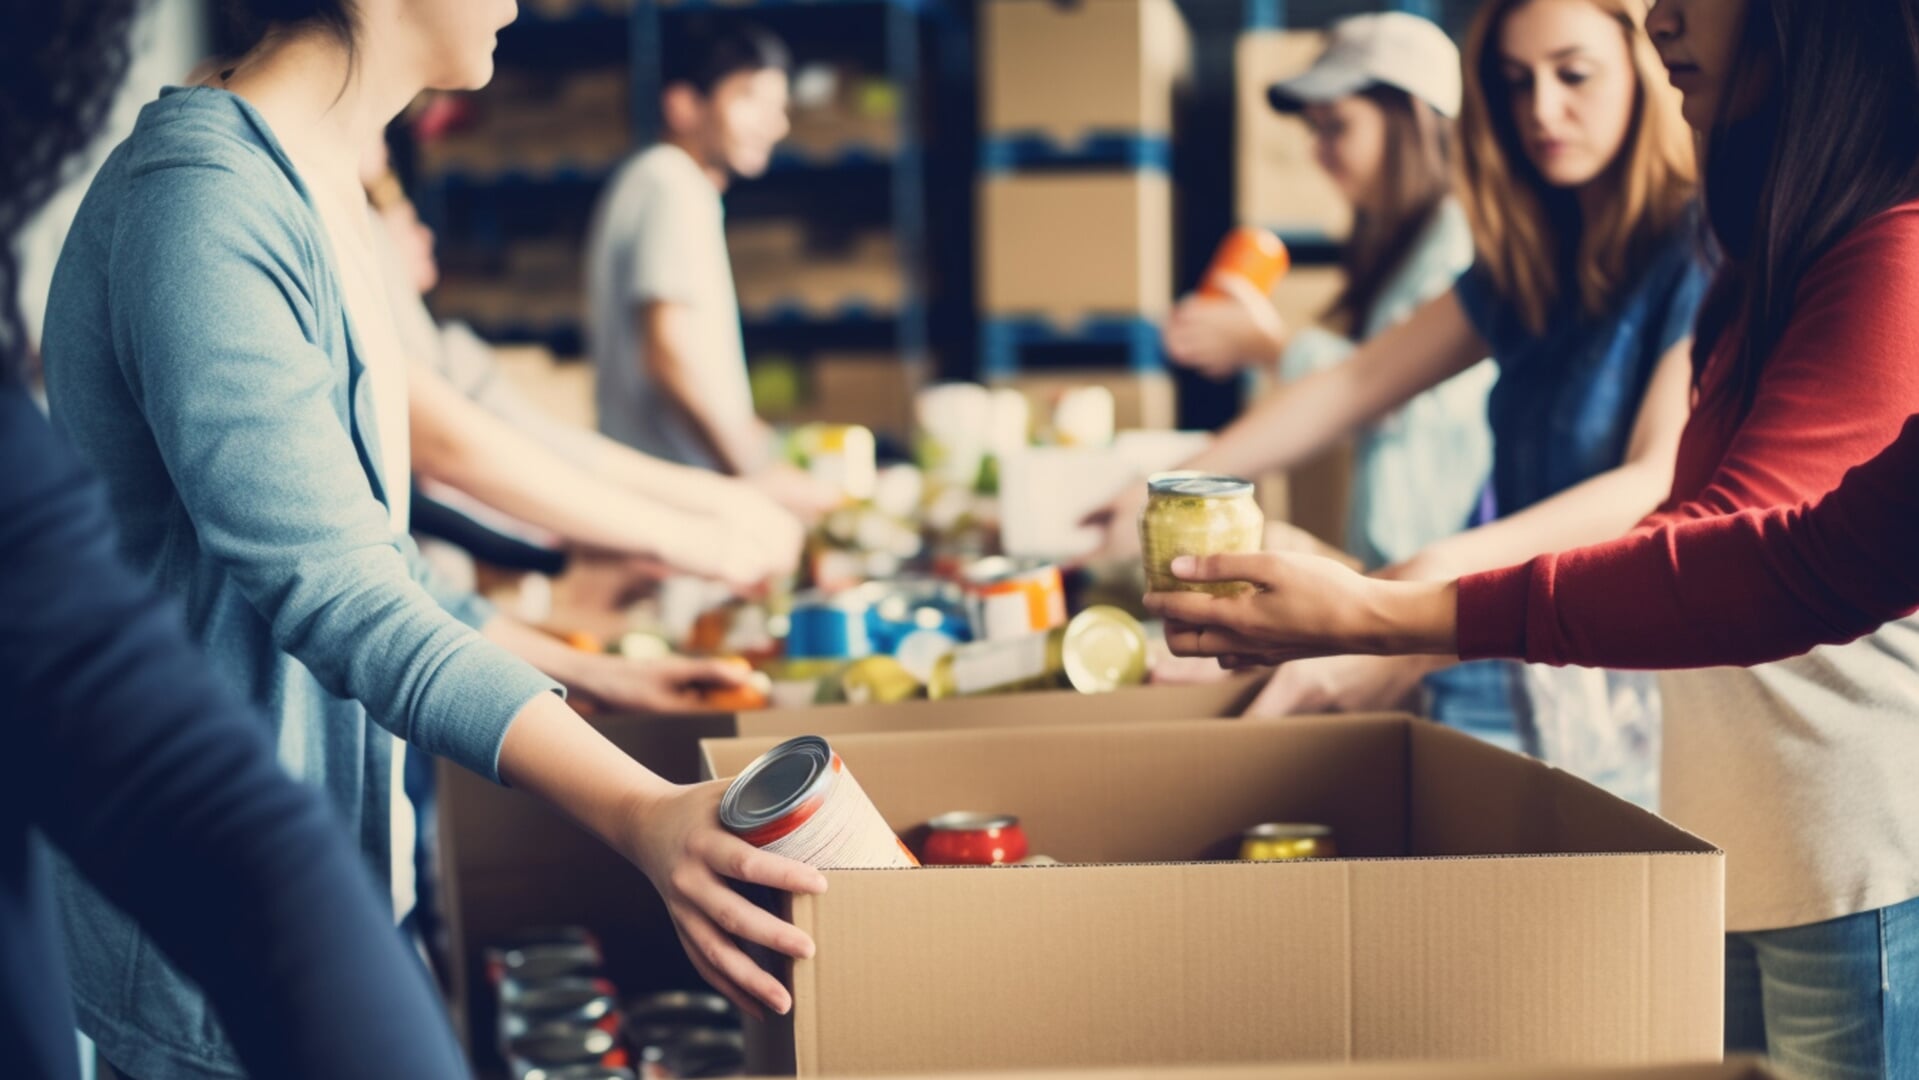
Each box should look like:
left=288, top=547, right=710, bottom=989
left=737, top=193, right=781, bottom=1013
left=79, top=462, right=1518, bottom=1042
left=1353, top=578, right=1457, bottom=656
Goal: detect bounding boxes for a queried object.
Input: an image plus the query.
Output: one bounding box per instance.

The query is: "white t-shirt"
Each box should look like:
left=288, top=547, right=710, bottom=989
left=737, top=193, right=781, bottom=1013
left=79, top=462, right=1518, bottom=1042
left=586, top=143, right=756, bottom=470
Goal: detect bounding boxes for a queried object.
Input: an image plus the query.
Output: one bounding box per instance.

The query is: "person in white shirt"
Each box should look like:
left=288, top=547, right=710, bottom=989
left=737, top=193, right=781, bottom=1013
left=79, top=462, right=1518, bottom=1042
left=586, top=17, right=839, bottom=521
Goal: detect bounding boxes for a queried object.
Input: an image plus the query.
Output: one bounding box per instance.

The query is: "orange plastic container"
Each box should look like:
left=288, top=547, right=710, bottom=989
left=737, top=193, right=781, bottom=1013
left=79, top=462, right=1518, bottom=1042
left=1199, top=227, right=1290, bottom=299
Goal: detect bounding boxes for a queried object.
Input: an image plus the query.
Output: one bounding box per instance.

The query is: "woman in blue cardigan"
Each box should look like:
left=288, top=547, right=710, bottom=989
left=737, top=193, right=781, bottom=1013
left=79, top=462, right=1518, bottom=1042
left=39, top=3, right=824, bottom=1077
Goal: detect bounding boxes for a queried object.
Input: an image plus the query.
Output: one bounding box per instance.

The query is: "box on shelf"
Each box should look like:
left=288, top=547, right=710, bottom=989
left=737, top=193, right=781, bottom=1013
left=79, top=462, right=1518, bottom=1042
left=435, top=677, right=1265, bottom=1052
left=700, top=719, right=1725, bottom=1076
left=732, top=229, right=903, bottom=321
left=1236, top=31, right=1352, bottom=241
left=980, top=171, right=1174, bottom=323
left=982, top=0, right=1191, bottom=145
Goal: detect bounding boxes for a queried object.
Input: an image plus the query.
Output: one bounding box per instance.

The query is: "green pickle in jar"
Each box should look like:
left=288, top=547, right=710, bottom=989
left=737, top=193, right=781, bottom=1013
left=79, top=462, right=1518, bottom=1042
left=1139, top=474, right=1264, bottom=595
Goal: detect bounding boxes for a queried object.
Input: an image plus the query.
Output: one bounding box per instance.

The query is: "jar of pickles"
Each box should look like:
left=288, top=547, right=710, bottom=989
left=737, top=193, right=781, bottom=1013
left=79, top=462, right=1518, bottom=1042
left=1138, top=474, right=1264, bottom=596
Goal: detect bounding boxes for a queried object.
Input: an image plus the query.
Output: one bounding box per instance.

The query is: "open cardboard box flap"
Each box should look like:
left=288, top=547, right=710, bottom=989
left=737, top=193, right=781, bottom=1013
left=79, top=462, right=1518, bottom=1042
left=700, top=719, right=1723, bottom=1076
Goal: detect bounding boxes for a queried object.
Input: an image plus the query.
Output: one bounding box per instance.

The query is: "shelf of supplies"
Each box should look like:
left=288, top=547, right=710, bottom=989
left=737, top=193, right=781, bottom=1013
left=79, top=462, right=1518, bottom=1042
left=765, top=143, right=904, bottom=174
left=980, top=133, right=1172, bottom=174
left=980, top=315, right=1163, bottom=377
left=740, top=302, right=907, bottom=331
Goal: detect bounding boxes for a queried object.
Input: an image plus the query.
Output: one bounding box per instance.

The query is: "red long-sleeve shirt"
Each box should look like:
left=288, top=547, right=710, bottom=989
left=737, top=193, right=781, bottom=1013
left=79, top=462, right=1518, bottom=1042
left=1459, top=200, right=1919, bottom=668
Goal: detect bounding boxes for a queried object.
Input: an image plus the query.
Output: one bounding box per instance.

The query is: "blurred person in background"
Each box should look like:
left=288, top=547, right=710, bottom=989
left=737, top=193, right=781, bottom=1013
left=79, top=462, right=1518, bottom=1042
left=38, top=2, right=827, bottom=1076
left=586, top=16, right=841, bottom=521
left=358, top=135, right=807, bottom=598
left=1163, top=13, right=1494, bottom=576
left=1097, top=0, right=1706, bottom=803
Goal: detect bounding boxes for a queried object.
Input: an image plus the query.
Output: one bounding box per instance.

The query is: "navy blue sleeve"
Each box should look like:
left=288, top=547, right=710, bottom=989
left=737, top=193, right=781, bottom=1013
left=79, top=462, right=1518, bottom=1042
left=0, top=382, right=469, bottom=1079
left=1448, top=266, right=1510, bottom=356
left=1655, top=242, right=1713, bottom=355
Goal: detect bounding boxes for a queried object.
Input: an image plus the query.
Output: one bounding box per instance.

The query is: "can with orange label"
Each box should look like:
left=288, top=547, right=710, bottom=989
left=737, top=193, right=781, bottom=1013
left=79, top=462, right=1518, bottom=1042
left=719, top=735, right=919, bottom=869
left=962, top=557, right=1068, bottom=643
left=1199, top=227, right=1290, bottom=299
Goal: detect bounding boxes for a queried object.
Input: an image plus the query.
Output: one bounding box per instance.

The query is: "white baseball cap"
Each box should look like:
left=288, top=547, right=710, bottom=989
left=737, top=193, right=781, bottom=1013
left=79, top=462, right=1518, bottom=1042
left=1267, top=13, right=1463, bottom=120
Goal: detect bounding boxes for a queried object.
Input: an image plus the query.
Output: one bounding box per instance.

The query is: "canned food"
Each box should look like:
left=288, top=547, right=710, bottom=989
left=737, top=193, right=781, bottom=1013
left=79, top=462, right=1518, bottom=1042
left=894, top=628, right=961, bottom=683
left=1200, top=227, right=1290, bottom=299
left=655, top=1027, right=747, bottom=1079
left=927, top=606, right=1148, bottom=698
left=624, top=990, right=735, bottom=1031
left=1239, top=823, right=1337, bottom=861
left=612, top=631, right=672, bottom=662
left=499, top=978, right=621, bottom=1053
left=507, top=1024, right=629, bottom=1079
left=785, top=592, right=872, bottom=660
left=963, top=557, right=1068, bottom=643
left=838, top=655, right=922, bottom=705
left=487, top=940, right=604, bottom=988
left=698, top=661, right=772, bottom=712
left=1139, top=474, right=1264, bottom=596
left=922, top=812, right=1030, bottom=866
left=863, top=578, right=969, bottom=655
left=792, top=423, right=876, bottom=503
left=534, top=1068, right=635, bottom=1080
left=719, top=735, right=919, bottom=869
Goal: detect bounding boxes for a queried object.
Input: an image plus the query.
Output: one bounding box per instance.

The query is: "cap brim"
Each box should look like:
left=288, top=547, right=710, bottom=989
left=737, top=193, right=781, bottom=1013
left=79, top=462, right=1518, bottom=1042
left=1267, top=66, right=1374, bottom=113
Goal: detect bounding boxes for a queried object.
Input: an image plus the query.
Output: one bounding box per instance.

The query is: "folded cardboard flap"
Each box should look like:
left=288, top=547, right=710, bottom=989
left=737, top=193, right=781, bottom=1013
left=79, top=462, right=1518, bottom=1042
left=733, top=674, right=1266, bottom=741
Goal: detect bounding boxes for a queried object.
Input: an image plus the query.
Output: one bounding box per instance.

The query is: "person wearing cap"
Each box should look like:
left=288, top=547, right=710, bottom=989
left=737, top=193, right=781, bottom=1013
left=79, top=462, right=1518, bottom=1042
left=1163, top=12, right=1495, bottom=576
left=1105, top=0, right=1706, bottom=802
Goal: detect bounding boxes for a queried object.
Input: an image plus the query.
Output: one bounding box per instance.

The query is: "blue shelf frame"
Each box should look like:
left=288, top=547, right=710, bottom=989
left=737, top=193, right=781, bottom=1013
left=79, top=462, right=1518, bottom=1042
left=978, top=132, right=1172, bottom=173
left=630, top=0, right=932, bottom=361
left=980, top=316, right=1163, bottom=378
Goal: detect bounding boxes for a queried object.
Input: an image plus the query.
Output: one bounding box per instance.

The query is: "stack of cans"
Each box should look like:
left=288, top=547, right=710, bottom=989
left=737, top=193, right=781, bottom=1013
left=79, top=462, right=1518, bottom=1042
left=488, top=927, right=748, bottom=1080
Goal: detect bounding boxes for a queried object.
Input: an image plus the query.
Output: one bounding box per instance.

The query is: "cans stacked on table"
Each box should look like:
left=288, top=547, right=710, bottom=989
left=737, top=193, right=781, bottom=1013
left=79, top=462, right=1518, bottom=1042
left=488, top=928, right=748, bottom=1079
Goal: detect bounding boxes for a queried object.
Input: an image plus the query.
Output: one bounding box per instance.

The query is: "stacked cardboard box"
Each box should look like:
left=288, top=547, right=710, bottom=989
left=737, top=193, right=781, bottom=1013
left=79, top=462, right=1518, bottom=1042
left=977, top=0, right=1189, bottom=416
left=1235, top=31, right=1350, bottom=242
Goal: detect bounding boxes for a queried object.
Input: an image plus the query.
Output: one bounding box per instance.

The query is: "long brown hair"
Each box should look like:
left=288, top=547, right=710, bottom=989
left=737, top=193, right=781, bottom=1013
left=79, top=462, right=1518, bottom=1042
left=1331, top=85, right=1455, bottom=330
left=1457, top=0, right=1696, bottom=335
left=1693, top=0, right=1919, bottom=415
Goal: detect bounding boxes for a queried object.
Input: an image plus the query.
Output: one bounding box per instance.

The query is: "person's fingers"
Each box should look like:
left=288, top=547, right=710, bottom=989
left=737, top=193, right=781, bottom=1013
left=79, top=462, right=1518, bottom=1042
left=1162, top=620, right=1274, bottom=658
left=681, top=862, right=817, bottom=960
left=1170, top=552, right=1280, bottom=587
left=1142, top=590, right=1233, bottom=626
left=703, top=830, right=829, bottom=895
left=673, top=920, right=768, bottom=1021
left=676, top=904, right=795, bottom=1014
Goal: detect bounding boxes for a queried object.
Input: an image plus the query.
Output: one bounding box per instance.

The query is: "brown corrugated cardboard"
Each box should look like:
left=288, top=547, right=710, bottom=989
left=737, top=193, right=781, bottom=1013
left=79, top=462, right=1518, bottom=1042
left=1237, top=31, right=1352, bottom=240
left=436, top=677, right=1262, bottom=1053
left=993, top=369, right=1178, bottom=431
left=981, top=172, right=1174, bottom=323
left=841, top=1060, right=1781, bottom=1080
left=781, top=352, right=923, bottom=440
left=700, top=719, right=1724, bottom=1076
left=982, top=0, right=1191, bottom=144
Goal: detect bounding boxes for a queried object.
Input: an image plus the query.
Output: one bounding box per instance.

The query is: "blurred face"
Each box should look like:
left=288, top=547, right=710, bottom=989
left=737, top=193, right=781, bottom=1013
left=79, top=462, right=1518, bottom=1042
left=1497, top=0, right=1640, bottom=188
left=387, top=0, right=520, bottom=91
left=1304, top=95, right=1389, bottom=209
left=1646, top=0, right=1754, bottom=130
left=706, top=67, right=792, bottom=180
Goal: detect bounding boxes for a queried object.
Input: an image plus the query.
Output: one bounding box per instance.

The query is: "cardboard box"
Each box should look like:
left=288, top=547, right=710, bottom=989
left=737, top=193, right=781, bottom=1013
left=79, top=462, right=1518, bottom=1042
left=435, top=677, right=1263, bottom=1051
left=846, top=1060, right=1783, bottom=1080
left=699, top=719, right=1725, bottom=1076
left=982, top=0, right=1191, bottom=144
left=1237, top=32, right=1353, bottom=241
left=981, top=171, right=1174, bottom=323
left=994, top=369, right=1178, bottom=432
left=787, top=352, right=923, bottom=441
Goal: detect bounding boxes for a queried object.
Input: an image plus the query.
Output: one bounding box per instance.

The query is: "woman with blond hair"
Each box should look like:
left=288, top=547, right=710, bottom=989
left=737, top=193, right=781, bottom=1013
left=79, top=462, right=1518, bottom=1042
left=1096, top=0, right=1707, bottom=778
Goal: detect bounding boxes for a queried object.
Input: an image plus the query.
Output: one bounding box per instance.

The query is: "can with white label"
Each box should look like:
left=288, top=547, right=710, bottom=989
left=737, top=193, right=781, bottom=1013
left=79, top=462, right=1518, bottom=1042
left=719, top=735, right=919, bottom=869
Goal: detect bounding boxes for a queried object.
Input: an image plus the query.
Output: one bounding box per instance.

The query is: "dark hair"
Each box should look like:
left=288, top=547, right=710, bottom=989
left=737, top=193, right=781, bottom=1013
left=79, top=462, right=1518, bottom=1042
left=662, top=16, right=791, bottom=98
left=1329, top=86, right=1455, bottom=331
left=1693, top=0, right=1919, bottom=414
left=1, top=0, right=148, bottom=381
left=218, top=0, right=359, bottom=66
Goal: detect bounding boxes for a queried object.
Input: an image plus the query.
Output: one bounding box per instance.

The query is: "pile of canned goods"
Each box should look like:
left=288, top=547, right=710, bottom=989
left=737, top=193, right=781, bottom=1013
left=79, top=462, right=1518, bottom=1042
left=488, top=927, right=745, bottom=1080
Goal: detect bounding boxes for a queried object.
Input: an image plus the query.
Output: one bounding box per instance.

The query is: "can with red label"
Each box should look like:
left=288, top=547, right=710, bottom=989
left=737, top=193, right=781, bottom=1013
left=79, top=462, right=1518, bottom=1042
left=962, top=557, right=1068, bottom=642
left=498, top=977, right=622, bottom=1056
left=922, top=812, right=1031, bottom=866
left=719, top=735, right=919, bottom=869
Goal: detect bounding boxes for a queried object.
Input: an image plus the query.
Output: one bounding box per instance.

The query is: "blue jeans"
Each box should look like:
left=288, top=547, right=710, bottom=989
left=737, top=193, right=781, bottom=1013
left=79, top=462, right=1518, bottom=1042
left=1726, top=894, right=1919, bottom=1079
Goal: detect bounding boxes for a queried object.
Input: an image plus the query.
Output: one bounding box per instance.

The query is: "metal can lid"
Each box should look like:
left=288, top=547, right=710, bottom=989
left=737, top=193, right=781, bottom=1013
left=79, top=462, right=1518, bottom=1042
left=624, top=990, right=736, bottom=1027
left=1061, top=606, right=1149, bottom=693
left=927, top=811, right=1020, bottom=833
left=1147, top=473, right=1255, bottom=499
left=1243, top=823, right=1333, bottom=839
left=498, top=943, right=602, bottom=980
left=503, top=980, right=616, bottom=1021
left=536, top=1068, right=637, bottom=1080
left=508, top=1023, right=618, bottom=1064
left=720, top=735, right=836, bottom=833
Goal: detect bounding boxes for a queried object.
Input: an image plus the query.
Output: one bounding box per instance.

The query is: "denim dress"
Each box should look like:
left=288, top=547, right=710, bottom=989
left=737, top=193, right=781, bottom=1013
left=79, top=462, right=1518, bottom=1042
left=1429, top=223, right=1710, bottom=801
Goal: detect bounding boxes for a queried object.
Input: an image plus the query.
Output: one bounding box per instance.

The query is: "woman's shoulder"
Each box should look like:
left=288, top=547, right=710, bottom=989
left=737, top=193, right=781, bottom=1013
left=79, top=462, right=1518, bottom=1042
left=103, top=88, right=306, bottom=223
